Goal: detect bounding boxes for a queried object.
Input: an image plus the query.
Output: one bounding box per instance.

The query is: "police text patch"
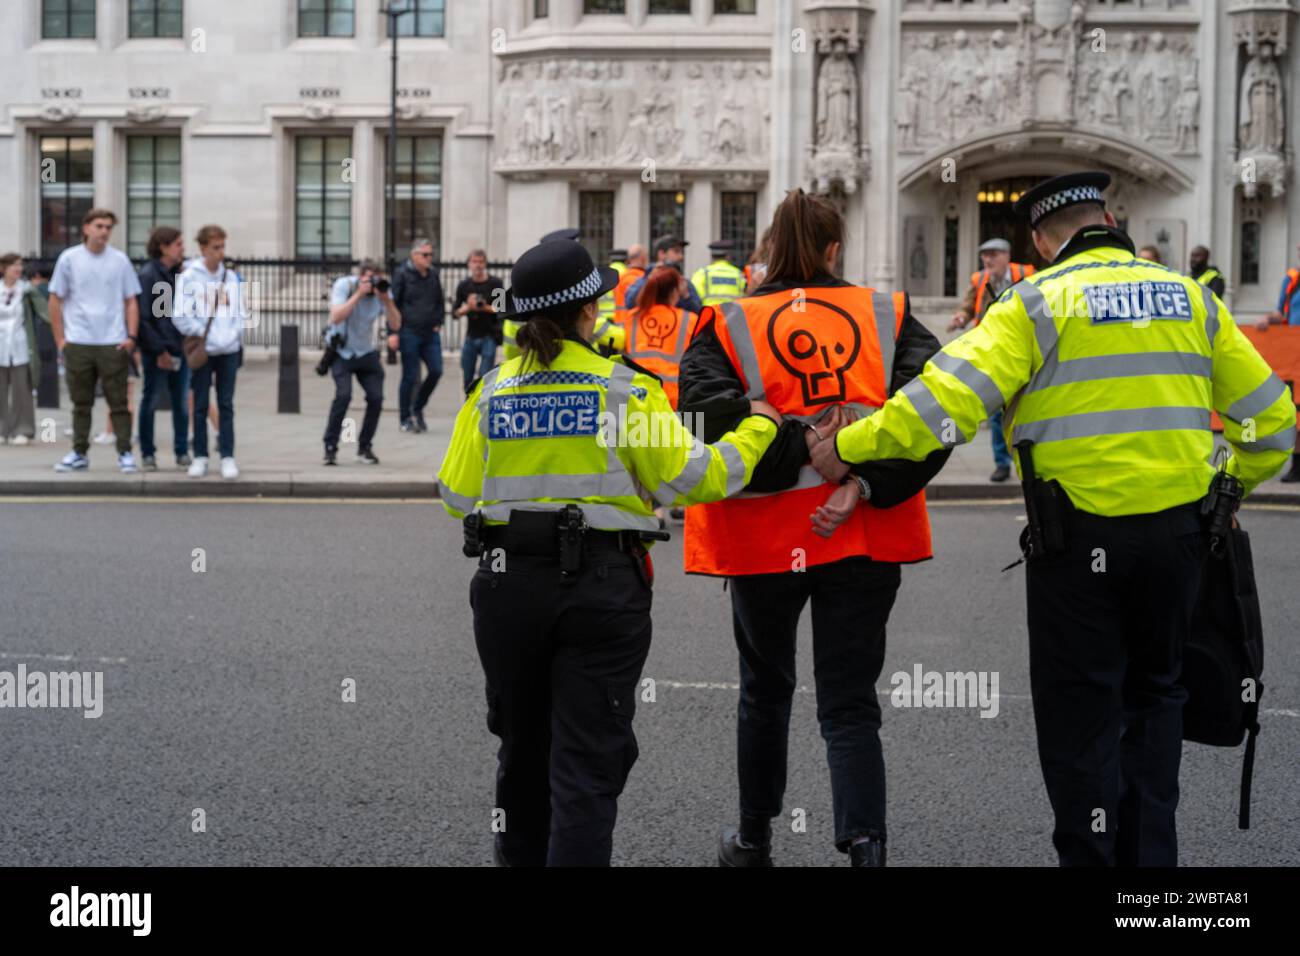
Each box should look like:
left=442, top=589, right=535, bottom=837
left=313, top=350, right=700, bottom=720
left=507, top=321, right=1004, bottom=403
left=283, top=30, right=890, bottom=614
left=1084, top=282, right=1193, bottom=324
left=488, top=391, right=601, bottom=440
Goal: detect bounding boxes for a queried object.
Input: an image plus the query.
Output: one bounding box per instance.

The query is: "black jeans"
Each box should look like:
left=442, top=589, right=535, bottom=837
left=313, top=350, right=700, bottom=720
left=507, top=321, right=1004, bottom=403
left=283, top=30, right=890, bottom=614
left=471, top=549, right=653, bottom=867
left=1026, top=502, right=1206, bottom=867
left=729, top=557, right=901, bottom=851
left=324, top=351, right=384, bottom=450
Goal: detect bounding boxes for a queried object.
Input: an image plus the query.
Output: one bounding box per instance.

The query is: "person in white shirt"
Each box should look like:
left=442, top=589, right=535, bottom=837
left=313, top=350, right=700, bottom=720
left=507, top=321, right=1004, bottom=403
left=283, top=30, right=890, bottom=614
left=0, top=253, right=43, bottom=444
left=48, top=209, right=143, bottom=474
left=174, top=224, right=248, bottom=480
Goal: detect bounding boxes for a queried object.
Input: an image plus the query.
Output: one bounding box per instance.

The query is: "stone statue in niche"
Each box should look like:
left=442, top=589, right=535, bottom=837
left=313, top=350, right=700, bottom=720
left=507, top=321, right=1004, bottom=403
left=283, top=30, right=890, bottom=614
left=1174, top=75, right=1200, bottom=154
left=1239, top=42, right=1285, bottom=152
left=816, top=39, right=858, bottom=150
left=897, top=69, right=921, bottom=150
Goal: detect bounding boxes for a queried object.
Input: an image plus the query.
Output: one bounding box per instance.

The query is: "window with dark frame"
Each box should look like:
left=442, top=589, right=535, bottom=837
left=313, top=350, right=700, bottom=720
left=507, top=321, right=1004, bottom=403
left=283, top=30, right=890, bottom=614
left=719, top=192, right=757, bottom=266
left=40, top=135, right=95, bottom=259
left=298, top=0, right=354, bottom=38
left=715, top=0, right=757, bottom=13
left=1240, top=220, right=1260, bottom=286
left=129, top=0, right=182, bottom=38
left=579, top=192, right=615, bottom=266
left=295, top=135, right=353, bottom=260
left=43, top=0, right=96, bottom=39
left=385, top=134, right=444, bottom=261
left=648, top=0, right=690, bottom=12
left=943, top=218, right=959, bottom=297
left=649, top=191, right=687, bottom=250
left=126, top=135, right=182, bottom=258
left=534, top=0, right=549, bottom=17
left=385, top=0, right=446, bottom=37
left=583, top=0, right=625, bottom=14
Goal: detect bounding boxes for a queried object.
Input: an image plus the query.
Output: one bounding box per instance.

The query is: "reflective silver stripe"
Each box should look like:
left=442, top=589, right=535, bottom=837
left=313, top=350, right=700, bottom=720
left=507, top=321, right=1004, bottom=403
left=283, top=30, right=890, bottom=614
left=930, top=351, right=1004, bottom=417
left=1201, top=283, right=1220, bottom=349
left=737, top=464, right=827, bottom=498
left=1017, top=281, right=1060, bottom=370
left=603, top=361, right=643, bottom=488
left=1012, top=406, right=1211, bottom=445
left=483, top=471, right=640, bottom=502
left=901, top=377, right=963, bottom=447
left=871, top=291, right=897, bottom=384
left=475, top=366, right=505, bottom=442
left=438, top=483, right=478, bottom=514
left=719, top=440, right=748, bottom=496
left=478, top=501, right=661, bottom=533
left=718, top=301, right=765, bottom=400
left=1027, top=351, right=1213, bottom=393
left=785, top=402, right=876, bottom=425
left=1224, top=374, right=1288, bottom=423
left=1238, top=428, right=1297, bottom=453
left=652, top=445, right=713, bottom=505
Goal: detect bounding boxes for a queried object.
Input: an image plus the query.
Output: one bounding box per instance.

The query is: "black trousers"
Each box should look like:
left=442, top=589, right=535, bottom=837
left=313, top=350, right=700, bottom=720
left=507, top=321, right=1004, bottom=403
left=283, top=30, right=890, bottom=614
left=324, top=352, right=384, bottom=450
left=1026, top=502, right=1206, bottom=867
left=729, top=557, right=901, bottom=851
left=470, top=548, right=652, bottom=867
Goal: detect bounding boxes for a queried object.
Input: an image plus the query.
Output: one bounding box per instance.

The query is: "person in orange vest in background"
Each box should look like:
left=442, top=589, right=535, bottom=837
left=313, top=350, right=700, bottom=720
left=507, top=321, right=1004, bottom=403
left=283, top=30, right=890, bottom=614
left=948, top=238, right=1036, bottom=482
left=678, top=189, right=950, bottom=867
left=612, top=243, right=648, bottom=332
left=1256, top=239, right=1300, bottom=482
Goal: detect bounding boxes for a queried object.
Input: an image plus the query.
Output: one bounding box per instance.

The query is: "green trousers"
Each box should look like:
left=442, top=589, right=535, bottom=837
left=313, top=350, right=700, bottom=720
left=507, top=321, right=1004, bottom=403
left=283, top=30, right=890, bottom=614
left=64, top=343, right=131, bottom=455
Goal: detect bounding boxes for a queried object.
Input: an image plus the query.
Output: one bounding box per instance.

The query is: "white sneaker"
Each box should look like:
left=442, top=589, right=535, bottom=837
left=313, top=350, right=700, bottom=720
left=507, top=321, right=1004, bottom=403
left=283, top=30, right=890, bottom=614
left=118, top=452, right=138, bottom=474
left=10, top=435, right=30, bottom=446
left=188, top=456, right=209, bottom=478
left=220, top=457, right=239, bottom=480
left=92, top=431, right=114, bottom=445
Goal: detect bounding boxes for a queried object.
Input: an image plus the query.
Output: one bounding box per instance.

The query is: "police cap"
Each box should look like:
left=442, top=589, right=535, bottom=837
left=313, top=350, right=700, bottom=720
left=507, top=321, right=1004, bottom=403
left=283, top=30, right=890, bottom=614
left=1013, top=172, right=1111, bottom=229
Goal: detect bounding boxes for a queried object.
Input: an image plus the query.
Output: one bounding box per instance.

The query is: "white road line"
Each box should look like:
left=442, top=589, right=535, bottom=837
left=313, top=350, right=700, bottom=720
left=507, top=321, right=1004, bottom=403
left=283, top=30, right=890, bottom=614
left=0, top=651, right=129, bottom=665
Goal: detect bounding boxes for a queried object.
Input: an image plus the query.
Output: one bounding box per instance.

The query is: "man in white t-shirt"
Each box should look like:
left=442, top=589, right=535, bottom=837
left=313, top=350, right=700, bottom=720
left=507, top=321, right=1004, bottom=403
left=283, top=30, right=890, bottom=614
left=48, top=208, right=143, bottom=473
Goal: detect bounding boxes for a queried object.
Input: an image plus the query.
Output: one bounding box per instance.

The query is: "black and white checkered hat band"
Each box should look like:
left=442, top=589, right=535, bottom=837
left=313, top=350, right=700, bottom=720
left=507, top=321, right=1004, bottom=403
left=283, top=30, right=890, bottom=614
left=513, top=267, right=603, bottom=314
left=1031, top=186, right=1104, bottom=225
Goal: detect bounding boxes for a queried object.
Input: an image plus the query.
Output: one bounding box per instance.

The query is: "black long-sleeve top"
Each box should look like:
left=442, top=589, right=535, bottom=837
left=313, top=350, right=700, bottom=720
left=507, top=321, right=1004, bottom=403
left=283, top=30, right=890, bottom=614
left=677, top=274, right=951, bottom=508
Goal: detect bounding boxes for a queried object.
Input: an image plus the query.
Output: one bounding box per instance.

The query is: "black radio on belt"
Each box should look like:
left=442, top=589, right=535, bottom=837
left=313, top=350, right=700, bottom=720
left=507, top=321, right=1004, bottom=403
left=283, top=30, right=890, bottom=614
left=557, top=504, right=586, bottom=577
left=1202, top=457, right=1244, bottom=555
left=462, top=512, right=485, bottom=558
left=1015, top=440, right=1070, bottom=561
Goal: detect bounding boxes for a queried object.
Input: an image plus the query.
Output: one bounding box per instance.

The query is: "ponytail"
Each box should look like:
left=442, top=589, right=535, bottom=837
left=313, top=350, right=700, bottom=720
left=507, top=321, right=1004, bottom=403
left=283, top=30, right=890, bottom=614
left=764, top=189, right=844, bottom=286
left=516, top=304, right=585, bottom=369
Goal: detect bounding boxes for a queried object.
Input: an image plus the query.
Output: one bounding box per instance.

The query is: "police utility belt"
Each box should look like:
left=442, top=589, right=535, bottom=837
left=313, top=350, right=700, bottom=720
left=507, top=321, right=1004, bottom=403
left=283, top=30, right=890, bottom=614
left=463, top=505, right=669, bottom=577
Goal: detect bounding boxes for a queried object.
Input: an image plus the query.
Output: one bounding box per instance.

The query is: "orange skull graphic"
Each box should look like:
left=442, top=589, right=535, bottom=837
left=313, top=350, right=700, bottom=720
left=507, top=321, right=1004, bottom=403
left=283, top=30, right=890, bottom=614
left=767, top=299, right=861, bottom=406
left=639, top=308, right=680, bottom=351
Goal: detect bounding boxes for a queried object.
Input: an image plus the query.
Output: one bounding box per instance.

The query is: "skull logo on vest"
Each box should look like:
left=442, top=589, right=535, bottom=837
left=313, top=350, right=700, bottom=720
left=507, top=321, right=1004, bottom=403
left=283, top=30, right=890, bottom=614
left=767, top=299, right=862, bottom=406
left=639, top=308, right=680, bottom=351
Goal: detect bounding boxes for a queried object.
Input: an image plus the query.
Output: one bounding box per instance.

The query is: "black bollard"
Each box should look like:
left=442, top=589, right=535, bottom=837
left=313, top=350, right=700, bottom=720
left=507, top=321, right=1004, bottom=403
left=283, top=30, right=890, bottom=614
left=279, top=324, right=300, bottom=414
left=36, top=320, right=59, bottom=408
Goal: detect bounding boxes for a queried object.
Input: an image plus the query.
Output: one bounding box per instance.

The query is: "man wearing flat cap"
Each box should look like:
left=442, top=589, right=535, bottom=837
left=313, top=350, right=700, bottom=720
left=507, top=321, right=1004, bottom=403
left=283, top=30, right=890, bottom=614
left=810, top=170, right=1294, bottom=867
left=949, top=237, right=1038, bottom=481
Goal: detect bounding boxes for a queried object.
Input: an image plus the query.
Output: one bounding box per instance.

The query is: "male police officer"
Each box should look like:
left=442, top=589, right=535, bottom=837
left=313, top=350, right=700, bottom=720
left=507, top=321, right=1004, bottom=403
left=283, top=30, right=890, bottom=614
left=691, top=240, right=746, bottom=307
left=809, top=171, right=1294, bottom=866
left=1188, top=246, right=1226, bottom=299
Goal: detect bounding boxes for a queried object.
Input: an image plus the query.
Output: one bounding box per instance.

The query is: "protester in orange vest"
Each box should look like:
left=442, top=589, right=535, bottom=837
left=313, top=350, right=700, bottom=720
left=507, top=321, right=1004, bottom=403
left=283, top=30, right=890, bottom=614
left=1256, top=239, right=1300, bottom=482
left=626, top=267, right=697, bottom=410
left=612, top=243, right=648, bottom=331
left=678, top=189, right=950, bottom=868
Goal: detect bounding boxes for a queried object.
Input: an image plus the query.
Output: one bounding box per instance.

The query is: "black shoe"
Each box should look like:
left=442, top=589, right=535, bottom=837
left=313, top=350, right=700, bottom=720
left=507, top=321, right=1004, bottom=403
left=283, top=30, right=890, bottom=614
left=718, top=828, right=773, bottom=867
left=1281, top=463, right=1300, bottom=483
left=357, top=446, right=380, bottom=465
left=323, top=446, right=338, bottom=466
left=415, top=413, right=428, bottom=433
left=400, top=418, right=417, bottom=433
left=848, top=836, right=887, bottom=867
left=141, top=455, right=158, bottom=472
left=669, top=507, right=686, bottom=520
left=990, top=465, right=1011, bottom=483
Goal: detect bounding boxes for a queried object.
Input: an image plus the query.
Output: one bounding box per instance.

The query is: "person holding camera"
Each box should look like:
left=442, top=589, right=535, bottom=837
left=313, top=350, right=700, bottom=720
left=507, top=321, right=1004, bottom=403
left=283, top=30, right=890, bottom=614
left=391, top=238, right=445, bottom=432
left=323, top=259, right=399, bottom=466
left=453, top=249, right=503, bottom=394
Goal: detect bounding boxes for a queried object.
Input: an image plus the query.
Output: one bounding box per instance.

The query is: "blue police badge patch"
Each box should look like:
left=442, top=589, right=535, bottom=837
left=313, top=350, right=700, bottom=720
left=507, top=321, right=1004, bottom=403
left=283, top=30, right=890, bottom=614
left=488, top=391, right=601, bottom=440
left=1084, top=281, right=1194, bottom=324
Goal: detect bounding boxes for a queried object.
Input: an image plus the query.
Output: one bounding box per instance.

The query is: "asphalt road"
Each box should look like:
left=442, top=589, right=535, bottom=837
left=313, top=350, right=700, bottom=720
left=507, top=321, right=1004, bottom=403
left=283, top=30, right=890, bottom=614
left=1, top=499, right=1296, bottom=867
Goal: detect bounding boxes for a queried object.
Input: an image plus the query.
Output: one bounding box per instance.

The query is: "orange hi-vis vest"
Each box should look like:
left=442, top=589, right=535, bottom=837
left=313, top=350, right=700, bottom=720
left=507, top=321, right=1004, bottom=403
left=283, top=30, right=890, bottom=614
left=626, top=304, right=697, bottom=410
left=684, top=286, right=934, bottom=576
left=613, top=266, right=646, bottom=329
left=1284, top=267, right=1300, bottom=321
left=971, top=262, right=1036, bottom=322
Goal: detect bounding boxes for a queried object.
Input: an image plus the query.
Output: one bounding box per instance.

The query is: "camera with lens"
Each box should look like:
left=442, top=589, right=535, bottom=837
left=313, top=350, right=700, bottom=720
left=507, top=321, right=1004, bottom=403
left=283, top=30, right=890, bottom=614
left=316, top=328, right=343, bottom=376
left=371, top=277, right=390, bottom=295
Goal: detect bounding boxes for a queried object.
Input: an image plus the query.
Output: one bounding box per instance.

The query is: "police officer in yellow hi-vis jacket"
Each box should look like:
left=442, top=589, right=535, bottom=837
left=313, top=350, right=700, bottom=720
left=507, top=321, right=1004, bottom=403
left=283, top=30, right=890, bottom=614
left=810, top=172, right=1295, bottom=867
left=437, top=239, right=781, bottom=867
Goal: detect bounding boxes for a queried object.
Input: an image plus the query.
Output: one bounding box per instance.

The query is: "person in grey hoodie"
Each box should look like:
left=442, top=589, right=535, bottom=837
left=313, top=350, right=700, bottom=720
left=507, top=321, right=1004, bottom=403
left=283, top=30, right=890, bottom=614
left=174, top=224, right=247, bottom=480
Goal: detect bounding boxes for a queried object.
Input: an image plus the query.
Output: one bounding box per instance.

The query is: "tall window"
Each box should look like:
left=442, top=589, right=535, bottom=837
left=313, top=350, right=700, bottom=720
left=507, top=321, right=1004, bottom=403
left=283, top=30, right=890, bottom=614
left=649, top=191, right=686, bottom=248
left=1240, top=220, right=1260, bottom=286
left=126, top=136, right=181, bottom=258
left=584, top=1, right=625, bottom=13
left=715, top=0, right=757, bottom=12
left=298, top=0, right=354, bottom=38
left=534, top=0, right=549, bottom=17
left=386, top=134, right=443, bottom=260
left=579, top=192, right=615, bottom=265
left=129, top=0, right=182, bottom=37
left=386, top=0, right=445, bottom=37
left=43, top=0, right=96, bottom=38
left=296, top=135, right=353, bottom=259
left=943, top=218, right=959, bottom=297
left=40, top=135, right=95, bottom=259
left=648, top=0, right=690, bottom=12
left=719, top=192, right=756, bottom=265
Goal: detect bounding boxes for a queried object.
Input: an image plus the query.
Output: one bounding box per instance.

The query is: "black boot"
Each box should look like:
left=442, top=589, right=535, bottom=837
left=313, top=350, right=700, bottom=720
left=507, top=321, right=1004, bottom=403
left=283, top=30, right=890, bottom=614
left=323, top=445, right=338, bottom=466
left=718, top=828, right=773, bottom=867
left=847, top=835, right=887, bottom=867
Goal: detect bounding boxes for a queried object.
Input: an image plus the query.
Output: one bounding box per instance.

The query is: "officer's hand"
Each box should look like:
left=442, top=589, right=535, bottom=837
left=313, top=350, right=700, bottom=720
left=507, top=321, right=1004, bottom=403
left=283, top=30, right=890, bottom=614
left=947, top=314, right=968, bottom=332
left=749, top=399, right=783, bottom=424
left=810, top=430, right=851, bottom=483
left=810, top=481, right=861, bottom=538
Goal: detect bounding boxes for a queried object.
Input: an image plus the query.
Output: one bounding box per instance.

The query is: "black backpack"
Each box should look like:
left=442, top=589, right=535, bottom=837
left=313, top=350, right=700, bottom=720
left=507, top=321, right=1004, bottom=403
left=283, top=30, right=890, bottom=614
left=1181, top=524, right=1264, bottom=829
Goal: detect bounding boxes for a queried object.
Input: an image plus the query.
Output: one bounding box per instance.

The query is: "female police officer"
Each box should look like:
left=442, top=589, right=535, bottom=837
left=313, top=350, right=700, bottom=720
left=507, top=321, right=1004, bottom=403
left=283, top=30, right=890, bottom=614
left=437, top=239, right=781, bottom=867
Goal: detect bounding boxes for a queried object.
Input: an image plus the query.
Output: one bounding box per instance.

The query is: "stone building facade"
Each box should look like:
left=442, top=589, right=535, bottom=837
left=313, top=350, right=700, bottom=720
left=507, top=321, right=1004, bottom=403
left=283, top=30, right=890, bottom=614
left=1, top=0, right=1296, bottom=315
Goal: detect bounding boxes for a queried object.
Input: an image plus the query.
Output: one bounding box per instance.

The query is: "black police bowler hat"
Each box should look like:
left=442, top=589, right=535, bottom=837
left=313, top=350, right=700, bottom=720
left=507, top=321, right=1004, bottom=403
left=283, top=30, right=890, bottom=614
left=653, top=235, right=688, bottom=255
left=1013, top=172, right=1112, bottom=229
left=500, top=240, right=619, bottom=318
left=540, top=227, right=581, bottom=243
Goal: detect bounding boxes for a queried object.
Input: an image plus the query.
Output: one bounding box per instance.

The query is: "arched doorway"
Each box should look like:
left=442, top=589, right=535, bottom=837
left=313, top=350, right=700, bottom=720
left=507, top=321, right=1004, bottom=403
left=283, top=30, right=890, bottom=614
left=978, top=176, right=1049, bottom=267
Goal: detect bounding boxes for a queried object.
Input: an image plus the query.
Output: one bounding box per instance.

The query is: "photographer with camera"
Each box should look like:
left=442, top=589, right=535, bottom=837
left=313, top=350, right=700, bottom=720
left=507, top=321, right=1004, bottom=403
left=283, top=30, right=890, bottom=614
left=453, top=249, right=504, bottom=393
left=322, top=259, right=399, bottom=466
left=391, top=238, right=445, bottom=432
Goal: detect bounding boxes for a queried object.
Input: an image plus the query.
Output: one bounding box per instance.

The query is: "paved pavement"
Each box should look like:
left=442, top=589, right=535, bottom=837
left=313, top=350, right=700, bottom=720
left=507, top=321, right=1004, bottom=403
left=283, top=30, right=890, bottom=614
left=1, top=501, right=1295, bottom=866
left=2, top=348, right=1296, bottom=502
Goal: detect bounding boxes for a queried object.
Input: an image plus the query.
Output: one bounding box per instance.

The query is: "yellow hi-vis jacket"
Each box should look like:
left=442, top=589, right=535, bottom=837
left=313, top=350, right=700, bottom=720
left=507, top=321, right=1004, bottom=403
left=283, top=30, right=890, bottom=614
left=691, top=260, right=746, bottom=308
left=591, top=314, right=627, bottom=354
left=597, top=261, right=628, bottom=323
left=501, top=317, right=523, bottom=360
left=834, top=237, right=1296, bottom=516
left=437, top=339, right=777, bottom=532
